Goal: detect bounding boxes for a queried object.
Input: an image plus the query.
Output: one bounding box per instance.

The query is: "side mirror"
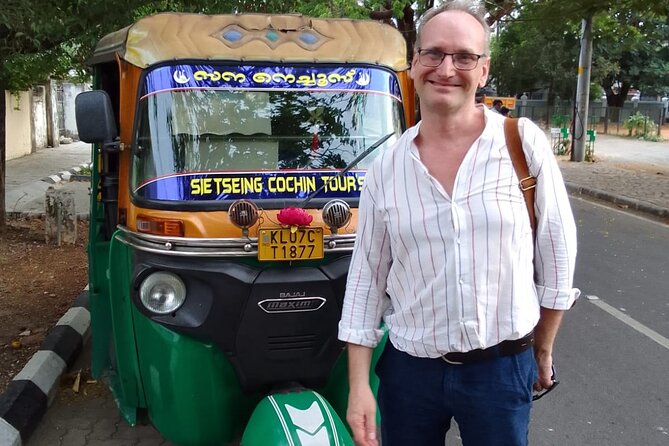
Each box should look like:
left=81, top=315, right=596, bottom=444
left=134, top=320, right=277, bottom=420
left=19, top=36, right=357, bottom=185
left=75, top=90, right=118, bottom=144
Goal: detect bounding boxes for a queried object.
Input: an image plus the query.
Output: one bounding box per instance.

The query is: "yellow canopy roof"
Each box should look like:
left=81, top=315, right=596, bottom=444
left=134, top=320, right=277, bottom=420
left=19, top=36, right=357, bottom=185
left=91, top=13, right=409, bottom=71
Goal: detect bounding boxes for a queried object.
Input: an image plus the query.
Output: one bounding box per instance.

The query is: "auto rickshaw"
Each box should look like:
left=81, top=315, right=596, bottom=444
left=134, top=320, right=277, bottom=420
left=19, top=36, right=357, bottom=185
left=75, top=12, right=415, bottom=445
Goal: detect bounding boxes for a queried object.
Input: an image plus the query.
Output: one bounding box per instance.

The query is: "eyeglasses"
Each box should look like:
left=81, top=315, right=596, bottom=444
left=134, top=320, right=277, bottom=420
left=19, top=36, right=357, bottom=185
left=417, top=49, right=484, bottom=71
left=532, top=365, right=560, bottom=401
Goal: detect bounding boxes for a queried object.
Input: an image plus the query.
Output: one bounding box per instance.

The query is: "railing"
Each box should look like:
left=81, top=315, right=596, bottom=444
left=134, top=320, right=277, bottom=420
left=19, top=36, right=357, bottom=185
left=513, top=100, right=666, bottom=137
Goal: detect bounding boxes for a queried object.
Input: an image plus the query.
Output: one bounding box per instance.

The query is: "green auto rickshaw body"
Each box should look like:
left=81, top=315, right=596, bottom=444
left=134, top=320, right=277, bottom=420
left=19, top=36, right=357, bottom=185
left=76, top=12, right=413, bottom=445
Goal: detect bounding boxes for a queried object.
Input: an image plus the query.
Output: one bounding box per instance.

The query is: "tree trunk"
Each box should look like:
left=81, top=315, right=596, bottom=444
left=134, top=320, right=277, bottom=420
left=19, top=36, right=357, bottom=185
left=369, top=0, right=393, bottom=24
left=398, top=4, right=416, bottom=61
left=603, top=81, right=631, bottom=125
left=486, top=0, right=517, bottom=26
left=605, top=82, right=630, bottom=108
left=545, top=84, right=553, bottom=127
left=45, top=186, right=77, bottom=245
left=0, top=85, right=6, bottom=230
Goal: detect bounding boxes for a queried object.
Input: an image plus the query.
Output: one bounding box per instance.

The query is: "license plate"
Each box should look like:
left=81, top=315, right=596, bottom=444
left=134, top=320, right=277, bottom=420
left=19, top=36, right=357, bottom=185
left=258, top=227, right=324, bottom=261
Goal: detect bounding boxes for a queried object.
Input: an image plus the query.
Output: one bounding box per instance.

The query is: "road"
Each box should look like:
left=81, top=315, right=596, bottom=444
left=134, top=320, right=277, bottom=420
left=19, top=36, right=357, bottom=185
left=29, top=198, right=669, bottom=445
left=528, top=197, right=669, bottom=446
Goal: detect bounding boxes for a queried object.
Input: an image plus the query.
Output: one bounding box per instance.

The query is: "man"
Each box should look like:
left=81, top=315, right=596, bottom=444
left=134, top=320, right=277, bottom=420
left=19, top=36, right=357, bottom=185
left=338, top=1, right=579, bottom=445
left=492, top=98, right=504, bottom=112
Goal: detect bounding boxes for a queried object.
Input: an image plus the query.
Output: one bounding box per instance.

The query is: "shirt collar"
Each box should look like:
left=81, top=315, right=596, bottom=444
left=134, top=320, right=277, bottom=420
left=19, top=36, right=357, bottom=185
left=408, top=105, right=500, bottom=159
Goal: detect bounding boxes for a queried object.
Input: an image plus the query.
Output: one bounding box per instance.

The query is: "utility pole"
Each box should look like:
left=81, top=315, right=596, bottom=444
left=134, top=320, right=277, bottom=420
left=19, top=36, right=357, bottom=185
left=572, top=14, right=593, bottom=162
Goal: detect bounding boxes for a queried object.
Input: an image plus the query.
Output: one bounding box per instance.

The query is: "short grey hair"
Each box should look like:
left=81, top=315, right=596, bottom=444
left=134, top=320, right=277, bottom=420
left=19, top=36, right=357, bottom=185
left=414, top=0, right=491, bottom=56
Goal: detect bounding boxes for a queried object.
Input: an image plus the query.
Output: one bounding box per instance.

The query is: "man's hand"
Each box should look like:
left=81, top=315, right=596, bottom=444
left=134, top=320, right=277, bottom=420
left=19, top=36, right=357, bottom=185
left=533, top=307, right=564, bottom=391
left=346, top=343, right=379, bottom=446
left=533, top=350, right=554, bottom=391
left=346, top=384, right=379, bottom=446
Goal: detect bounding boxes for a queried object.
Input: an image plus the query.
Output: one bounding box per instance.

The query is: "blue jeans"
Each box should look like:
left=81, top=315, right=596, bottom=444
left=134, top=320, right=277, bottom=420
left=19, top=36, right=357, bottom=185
left=375, top=341, right=537, bottom=446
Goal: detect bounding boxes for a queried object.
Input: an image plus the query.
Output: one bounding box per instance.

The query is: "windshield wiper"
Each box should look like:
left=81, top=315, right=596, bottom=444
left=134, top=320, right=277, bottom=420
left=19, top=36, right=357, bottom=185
left=301, top=132, right=394, bottom=208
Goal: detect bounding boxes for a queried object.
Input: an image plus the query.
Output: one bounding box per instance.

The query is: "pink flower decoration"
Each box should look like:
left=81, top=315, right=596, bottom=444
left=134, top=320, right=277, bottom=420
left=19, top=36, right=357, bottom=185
left=277, top=207, right=313, bottom=227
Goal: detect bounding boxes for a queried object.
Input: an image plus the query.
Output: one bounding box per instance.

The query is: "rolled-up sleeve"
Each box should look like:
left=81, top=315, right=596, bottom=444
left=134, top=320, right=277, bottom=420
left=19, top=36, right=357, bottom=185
left=338, top=164, right=392, bottom=347
left=521, top=119, right=581, bottom=310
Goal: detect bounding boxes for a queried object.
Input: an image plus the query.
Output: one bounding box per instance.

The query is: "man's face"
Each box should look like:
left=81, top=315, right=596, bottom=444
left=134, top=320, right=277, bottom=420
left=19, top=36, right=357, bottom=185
left=410, top=10, right=490, bottom=115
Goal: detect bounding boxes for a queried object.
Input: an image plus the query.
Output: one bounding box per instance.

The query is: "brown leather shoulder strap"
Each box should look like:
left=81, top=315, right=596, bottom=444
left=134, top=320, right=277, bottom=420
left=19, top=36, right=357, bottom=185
left=503, top=118, right=537, bottom=238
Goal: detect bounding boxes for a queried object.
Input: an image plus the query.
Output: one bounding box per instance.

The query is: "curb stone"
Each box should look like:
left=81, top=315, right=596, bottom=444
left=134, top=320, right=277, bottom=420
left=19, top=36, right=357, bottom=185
left=0, top=288, right=90, bottom=445
left=40, top=163, right=92, bottom=184
left=565, top=182, right=668, bottom=219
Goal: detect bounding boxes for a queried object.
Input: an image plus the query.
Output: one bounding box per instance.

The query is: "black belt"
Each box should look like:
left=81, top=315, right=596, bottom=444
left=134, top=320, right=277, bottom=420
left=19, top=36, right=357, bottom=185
left=441, top=331, right=534, bottom=365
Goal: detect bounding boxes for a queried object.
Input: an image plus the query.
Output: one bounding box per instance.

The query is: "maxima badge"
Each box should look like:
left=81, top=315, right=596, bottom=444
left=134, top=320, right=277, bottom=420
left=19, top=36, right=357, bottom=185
left=258, top=297, right=326, bottom=313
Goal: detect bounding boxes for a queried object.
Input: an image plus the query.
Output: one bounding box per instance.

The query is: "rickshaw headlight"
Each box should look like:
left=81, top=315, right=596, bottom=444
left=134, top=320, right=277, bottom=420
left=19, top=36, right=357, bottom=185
left=139, top=272, right=186, bottom=314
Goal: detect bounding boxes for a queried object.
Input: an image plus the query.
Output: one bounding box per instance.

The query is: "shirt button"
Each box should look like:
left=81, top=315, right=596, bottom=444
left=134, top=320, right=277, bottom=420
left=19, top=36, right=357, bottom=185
left=459, top=279, right=464, bottom=285
left=456, top=238, right=461, bottom=244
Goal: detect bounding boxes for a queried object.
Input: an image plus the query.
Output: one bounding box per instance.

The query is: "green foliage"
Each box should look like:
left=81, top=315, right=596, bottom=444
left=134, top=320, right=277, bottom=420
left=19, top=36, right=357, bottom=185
left=489, top=1, right=668, bottom=105
left=490, top=4, right=580, bottom=98
left=524, top=0, right=668, bottom=21
left=290, top=0, right=368, bottom=19
left=1, top=0, right=145, bottom=92
left=592, top=9, right=669, bottom=104
left=78, top=165, right=92, bottom=176
left=637, top=133, right=665, bottom=142
left=551, top=114, right=570, bottom=128
left=623, top=111, right=659, bottom=139
left=590, top=83, right=605, bottom=101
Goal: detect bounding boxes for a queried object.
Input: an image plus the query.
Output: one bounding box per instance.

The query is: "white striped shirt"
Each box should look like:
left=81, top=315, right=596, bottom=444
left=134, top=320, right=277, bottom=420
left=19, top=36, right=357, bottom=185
left=338, top=107, right=580, bottom=358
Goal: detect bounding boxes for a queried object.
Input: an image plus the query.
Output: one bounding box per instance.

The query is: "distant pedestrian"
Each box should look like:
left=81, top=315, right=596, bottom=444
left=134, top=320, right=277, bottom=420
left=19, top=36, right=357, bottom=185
left=491, top=98, right=503, bottom=113
left=500, top=105, right=512, bottom=116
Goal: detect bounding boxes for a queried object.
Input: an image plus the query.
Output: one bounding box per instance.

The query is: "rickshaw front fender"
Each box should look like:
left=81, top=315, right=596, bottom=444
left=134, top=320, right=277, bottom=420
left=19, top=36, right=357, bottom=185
left=242, top=389, right=353, bottom=446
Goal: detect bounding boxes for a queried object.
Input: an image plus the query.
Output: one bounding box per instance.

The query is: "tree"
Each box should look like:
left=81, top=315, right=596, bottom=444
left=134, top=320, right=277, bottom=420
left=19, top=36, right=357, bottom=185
left=594, top=12, right=669, bottom=105
left=491, top=7, right=581, bottom=102
left=488, top=0, right=668, bottom=106
left=1, top=0, right=147, bottom=229
left=363, top=0, right=521, bottom=58
left=526, top=0, right=669, bottom=105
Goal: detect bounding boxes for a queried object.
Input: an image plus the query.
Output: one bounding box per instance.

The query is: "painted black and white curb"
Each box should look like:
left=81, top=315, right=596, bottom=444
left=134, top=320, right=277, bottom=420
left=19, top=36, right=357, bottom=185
left=0, top=288, right=90, bottom=446
left=41, top=162, right=91, bottom=184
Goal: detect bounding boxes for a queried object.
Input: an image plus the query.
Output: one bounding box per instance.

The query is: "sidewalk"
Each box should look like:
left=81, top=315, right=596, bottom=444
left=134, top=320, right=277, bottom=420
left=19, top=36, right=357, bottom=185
left=1, top=133, right=668, bottom=446
left=559, top=134, right=669, bottom=220
left=5, top=141, right=92, bottom=217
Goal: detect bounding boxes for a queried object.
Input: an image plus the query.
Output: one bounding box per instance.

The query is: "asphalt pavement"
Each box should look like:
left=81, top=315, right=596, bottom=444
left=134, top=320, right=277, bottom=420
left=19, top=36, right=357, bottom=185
left=1, top=132, right=668, bottom=445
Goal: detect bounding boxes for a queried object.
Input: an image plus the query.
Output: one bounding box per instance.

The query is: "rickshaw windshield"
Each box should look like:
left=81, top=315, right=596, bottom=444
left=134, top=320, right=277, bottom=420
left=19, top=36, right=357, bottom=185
left=132, top=63, right=404, bottom=203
